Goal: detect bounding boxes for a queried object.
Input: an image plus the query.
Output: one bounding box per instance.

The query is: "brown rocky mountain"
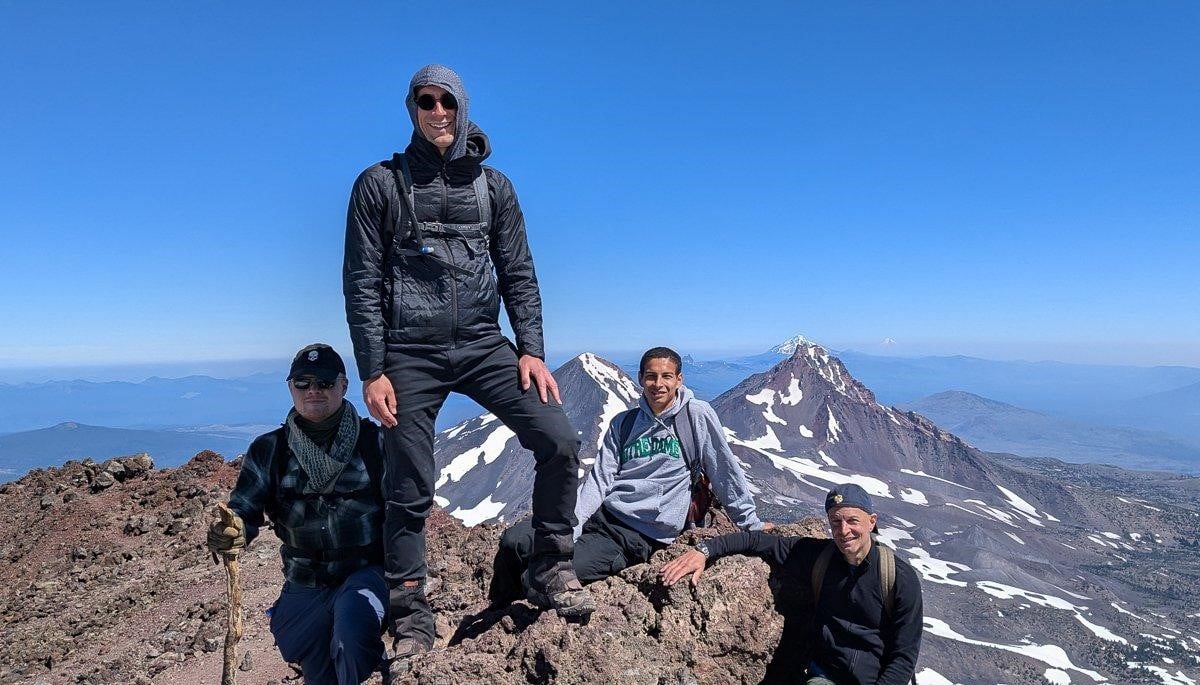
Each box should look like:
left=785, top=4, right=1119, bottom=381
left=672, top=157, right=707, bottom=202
left=0, top=450, right=829, bottom=685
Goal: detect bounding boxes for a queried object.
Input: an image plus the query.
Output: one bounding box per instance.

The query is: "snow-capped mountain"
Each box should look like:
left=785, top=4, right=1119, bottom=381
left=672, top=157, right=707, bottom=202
left=770, top=333, right=812, bottom=356
left=430, top=353, right=639, bottom=525
left=432, top=343, right=1200, bottom=684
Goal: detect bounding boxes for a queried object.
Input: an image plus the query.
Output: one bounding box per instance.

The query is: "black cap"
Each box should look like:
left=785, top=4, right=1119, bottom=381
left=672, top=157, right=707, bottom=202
left=287, top=343, right=346, bottom=382
left=825, top=483, right=875, bottom=515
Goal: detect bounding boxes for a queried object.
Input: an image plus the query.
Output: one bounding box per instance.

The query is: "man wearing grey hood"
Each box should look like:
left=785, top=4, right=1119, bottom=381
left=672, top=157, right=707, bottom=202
left=489, top=347, right=765, bottom=604
left=343, top=65, right=592, bottom=655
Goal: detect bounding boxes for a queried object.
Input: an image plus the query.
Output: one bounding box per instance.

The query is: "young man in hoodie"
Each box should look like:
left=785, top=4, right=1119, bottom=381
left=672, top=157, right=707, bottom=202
left=489, top=347, right=766, bottom=604
left=343, top=64, right=592, bottom=655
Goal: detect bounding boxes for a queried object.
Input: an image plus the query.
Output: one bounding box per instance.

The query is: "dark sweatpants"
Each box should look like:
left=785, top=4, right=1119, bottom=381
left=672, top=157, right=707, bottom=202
left=490, top=507, right=665, bottom=603
left=382, top=337, right=581, bottom=583
left=269, top=565, right=387, bottom=685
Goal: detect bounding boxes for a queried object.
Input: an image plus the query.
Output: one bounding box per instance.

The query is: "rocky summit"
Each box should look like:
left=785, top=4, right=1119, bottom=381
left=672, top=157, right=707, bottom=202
left=0, top=450, right=827, bottom=685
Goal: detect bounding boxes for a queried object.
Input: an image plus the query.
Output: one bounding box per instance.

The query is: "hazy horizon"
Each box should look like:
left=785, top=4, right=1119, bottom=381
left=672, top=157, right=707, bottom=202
left=3, top=335, right=1198, bottom=385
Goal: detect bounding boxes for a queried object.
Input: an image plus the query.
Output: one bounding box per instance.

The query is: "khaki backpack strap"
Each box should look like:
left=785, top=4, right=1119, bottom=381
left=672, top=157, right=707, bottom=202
left=811, top=541, right=836, bottom=604
left=673, top=402, right=702, bottom=486
left=877, top=543, right=897, bottom=618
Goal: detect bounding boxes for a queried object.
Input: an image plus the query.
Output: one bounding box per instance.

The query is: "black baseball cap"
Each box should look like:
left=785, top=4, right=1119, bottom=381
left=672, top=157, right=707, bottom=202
left=287, top=343, right=346, bottom=382
left=825, top=483, right=875, bottom=515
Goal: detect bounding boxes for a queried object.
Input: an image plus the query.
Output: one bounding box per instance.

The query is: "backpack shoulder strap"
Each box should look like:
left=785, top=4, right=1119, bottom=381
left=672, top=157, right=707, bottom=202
left=673, top=402, right=703, bottom=485
left=617, top=409, right=639, bottom=453
left=877, top=542, right=897, bottom=619
left=386, top=153, right=417, bottom=247
left=474, top=167, right=491, bottom=229
left=811, top=540, right=836, bottom=604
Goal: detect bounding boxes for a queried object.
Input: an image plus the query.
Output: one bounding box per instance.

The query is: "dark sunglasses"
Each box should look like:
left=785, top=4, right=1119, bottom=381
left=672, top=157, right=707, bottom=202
left=415, top=92, right=458, bottom=111
left=291, top=378, right=336, bottom=390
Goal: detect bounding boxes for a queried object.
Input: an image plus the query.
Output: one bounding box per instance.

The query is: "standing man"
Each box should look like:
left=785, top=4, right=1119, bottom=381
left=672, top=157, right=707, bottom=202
left=489, top=346, right=767, bottom=604
left=661, top=483, right=923, bottom=685
left=207, top=344, right=388, bottom=685
left=343, top=64, right=593, bottom=655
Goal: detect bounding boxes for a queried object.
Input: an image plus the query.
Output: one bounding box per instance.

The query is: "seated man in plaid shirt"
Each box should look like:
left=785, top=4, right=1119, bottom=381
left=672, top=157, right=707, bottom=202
left=207, top=343, right=387, bottom=685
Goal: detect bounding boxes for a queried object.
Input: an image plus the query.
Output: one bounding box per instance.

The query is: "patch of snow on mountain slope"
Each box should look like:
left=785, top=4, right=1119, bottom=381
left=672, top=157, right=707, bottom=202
left=905, top=547, right=970, bottom=586
left=901, top=468, right=975, bottom=490
left=922, top=617, right=1106, bottom=682
left=877, top=526, right=913, bottom=548
left=1044, top=668, right=1071, bottom=685
left=1123, top=663, right=1195, bottom=685
left=900, top=488, right=928, bottom=505
left=732, top=438, right=893, bottom=497
left=580, top=353, right=639, bottom=456
left=998, top=483, right=1056, bottom=523
left=735, top=424, right=784, bottom=452
left=827, top=407, right=842, bottom=442
left=976, top=581, right=1083, bottom=611
left=450, top=495, right=506, bottom=526
left=780, top=377, right=803, bottom=405
left=1074, top=613, right=1128, bottom=644
left=745, top=389, right=788, bottom=425
left=435, top=424, right=516, bottom=488
left=915, top=668, right=960, bottom=685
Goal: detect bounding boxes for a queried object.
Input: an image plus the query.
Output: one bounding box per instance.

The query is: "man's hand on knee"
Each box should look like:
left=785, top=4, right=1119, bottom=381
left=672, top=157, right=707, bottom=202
left=364, top=375, right=399, bottom=428
left=518, top=355, right=561, bottom=405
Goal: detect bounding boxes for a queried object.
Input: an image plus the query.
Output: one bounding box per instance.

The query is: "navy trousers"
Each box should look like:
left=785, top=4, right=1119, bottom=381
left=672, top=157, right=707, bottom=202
left=381, top=337, right=581, bottom=584
left=269, top=565, right=388, bottom=685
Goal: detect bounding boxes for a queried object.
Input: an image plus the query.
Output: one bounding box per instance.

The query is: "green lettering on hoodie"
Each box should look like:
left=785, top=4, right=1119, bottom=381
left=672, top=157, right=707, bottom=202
left=619, top=435, right=682, bottom=465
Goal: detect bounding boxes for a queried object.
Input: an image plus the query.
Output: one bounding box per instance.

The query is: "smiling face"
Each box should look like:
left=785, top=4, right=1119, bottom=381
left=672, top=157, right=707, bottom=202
left=415, top=84, right=457, bottom=155
left=640, top=357, right=683, bottom=415
left=289, top=375, right=349, bottom=423
left=827, top=505, right=878, bottom=565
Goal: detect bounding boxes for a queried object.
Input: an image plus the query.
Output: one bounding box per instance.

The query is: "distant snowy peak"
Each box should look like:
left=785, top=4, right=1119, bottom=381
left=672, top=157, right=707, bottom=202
left=783, top=340, right=876, bottom=405
left=572, top=353, right=640, bottom=405
left=770, top=333, right=810, bottom=355
left=765, top=336, right=872, bottom=403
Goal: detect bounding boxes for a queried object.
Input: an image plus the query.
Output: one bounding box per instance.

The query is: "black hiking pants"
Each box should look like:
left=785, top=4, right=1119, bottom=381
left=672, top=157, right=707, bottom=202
left=381, top=337, right=581, bottom=586
left=489, top=506, right=665, bottom=604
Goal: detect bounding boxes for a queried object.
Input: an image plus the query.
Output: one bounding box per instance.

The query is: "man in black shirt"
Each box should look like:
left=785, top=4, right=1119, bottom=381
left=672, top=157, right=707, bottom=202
left=343, top=64, right=594, bottom=654
left=661, top=483, right=922, bottom=685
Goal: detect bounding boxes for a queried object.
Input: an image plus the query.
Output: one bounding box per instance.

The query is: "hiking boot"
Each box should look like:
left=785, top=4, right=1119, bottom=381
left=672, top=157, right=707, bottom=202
left=524, top=557, right=596, bottom=619
left=388, top=583, right=435, bottom=656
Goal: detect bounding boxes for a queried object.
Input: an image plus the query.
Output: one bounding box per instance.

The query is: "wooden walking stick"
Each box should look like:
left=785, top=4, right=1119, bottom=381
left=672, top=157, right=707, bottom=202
left=216, top=502, right=244, bottom=685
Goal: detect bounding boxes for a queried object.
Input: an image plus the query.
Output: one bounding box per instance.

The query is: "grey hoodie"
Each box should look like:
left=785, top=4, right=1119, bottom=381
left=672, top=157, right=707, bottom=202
left=574, top=386, right=763, bottom=543
left=406, top=64, right=472, bottom=163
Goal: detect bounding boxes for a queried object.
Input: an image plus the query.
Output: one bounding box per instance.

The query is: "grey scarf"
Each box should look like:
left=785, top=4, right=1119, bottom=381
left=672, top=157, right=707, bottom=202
left=286, top=401, right=361, bottom=494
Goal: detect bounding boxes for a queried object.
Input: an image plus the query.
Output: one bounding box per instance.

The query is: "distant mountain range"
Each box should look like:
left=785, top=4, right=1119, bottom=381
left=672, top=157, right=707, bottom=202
left=2, top=333, right=1198, bottom=476
left=902, top=390, right=1200, bottom=475
left=429, top=341, right=1200, bottom=684
left=0, top=422, right=252, bottom=482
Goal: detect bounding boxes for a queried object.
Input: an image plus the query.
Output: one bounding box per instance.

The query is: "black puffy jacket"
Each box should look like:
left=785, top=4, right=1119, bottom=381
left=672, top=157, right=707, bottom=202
left=343, top=124, right=544, bottom=381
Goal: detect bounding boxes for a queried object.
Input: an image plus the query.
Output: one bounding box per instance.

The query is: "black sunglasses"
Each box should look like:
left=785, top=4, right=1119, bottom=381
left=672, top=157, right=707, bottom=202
left=415, top=92, right=458, bottom=111
left=291, top=378, right=336, bottom=390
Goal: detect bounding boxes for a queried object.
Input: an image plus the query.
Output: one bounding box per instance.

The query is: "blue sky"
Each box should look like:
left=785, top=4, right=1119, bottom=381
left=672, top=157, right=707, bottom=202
left=1, top=2, right=1197, bottom=377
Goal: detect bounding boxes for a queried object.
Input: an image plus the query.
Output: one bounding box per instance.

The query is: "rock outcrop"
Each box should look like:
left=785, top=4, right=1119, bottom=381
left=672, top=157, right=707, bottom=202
left=0, top=452, right=826, bottom=685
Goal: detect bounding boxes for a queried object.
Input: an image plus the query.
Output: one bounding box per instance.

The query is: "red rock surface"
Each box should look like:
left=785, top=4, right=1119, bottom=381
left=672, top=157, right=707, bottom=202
left=0, top=452, right=824, bottom=685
